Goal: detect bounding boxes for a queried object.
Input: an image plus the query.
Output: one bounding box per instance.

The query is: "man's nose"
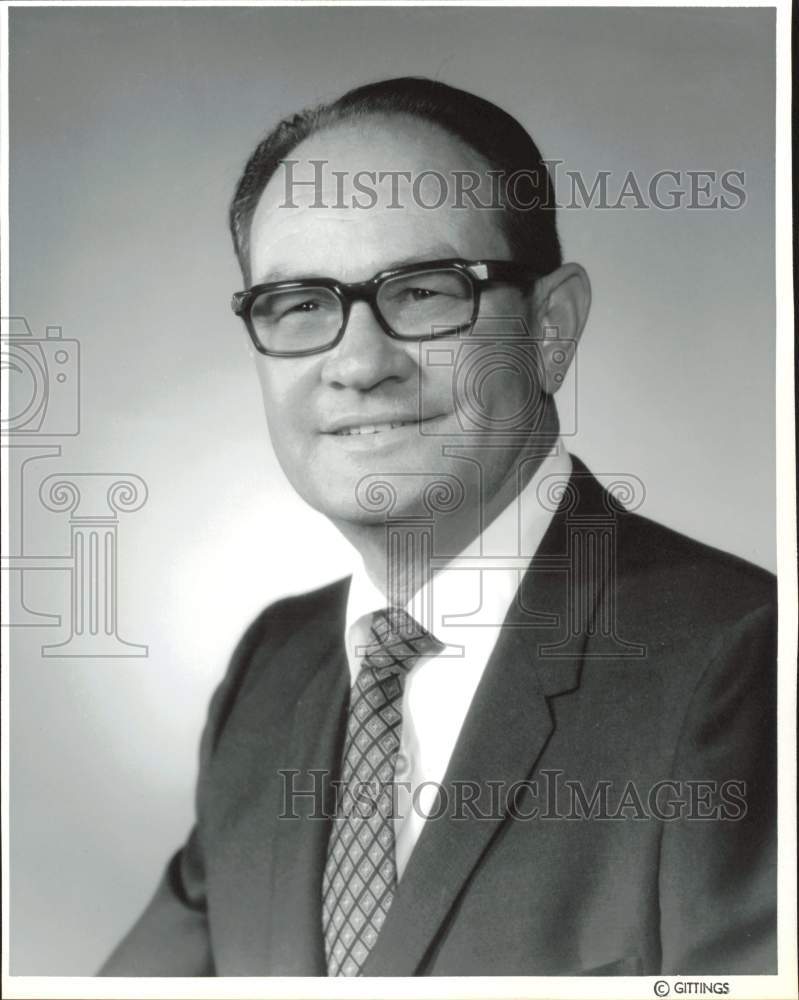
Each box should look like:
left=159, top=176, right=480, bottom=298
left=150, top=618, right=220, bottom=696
left=319, top=301, right=415, bottom=390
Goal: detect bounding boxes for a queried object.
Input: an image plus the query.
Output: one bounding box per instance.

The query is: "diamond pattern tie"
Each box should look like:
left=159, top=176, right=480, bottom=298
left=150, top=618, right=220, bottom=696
left=322, top=607, right=443, bottom=976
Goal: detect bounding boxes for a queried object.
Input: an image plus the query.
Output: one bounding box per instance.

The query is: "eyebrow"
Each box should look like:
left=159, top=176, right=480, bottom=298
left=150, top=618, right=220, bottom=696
left=253, top=246, right=460, bottom=285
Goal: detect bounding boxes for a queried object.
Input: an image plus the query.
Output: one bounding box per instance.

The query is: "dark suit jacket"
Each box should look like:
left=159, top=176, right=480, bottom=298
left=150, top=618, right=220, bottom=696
left=101, top=458, right=777, bottom=976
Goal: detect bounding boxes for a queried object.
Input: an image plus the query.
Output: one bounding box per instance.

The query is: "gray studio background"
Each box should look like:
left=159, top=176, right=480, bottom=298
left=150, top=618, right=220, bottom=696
left=8, top=6, right=775, bottom=974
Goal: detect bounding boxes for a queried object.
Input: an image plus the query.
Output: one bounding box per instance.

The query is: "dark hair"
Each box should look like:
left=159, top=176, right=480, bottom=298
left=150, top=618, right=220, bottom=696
left=229, top=76, right=562, bottom=284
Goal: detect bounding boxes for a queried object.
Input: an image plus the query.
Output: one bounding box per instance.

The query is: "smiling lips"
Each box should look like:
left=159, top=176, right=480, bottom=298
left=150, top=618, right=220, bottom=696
left=334, top=420, right=419, bottom=436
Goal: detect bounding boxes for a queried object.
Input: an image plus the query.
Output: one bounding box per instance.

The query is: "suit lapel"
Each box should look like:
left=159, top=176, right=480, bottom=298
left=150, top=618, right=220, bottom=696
left=264, top=623, right=350, bottom=975
left=361, top=464, right=604, bottom=976
left=213, top=583, right=350, bottom=975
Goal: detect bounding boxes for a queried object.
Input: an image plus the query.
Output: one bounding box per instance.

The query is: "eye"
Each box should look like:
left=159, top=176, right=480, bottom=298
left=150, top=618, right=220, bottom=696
left=283, top=299, right=321, bottom=316
left=395, top=286, right=444, bottom=303
left=286, top=299, right=319, bottom=313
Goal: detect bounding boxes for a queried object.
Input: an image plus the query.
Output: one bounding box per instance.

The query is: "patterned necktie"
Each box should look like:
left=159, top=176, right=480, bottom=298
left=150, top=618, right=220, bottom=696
left=322, top=607, right=443, bottom=976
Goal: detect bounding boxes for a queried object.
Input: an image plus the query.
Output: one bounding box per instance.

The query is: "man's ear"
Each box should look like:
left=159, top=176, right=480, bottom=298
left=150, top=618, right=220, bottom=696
left=532, top=263, right=591, bottom=395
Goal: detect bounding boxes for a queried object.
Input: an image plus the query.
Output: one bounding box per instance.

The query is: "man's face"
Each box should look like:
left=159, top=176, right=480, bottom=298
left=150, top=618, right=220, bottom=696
left=247, top=116, right=546, bottom=527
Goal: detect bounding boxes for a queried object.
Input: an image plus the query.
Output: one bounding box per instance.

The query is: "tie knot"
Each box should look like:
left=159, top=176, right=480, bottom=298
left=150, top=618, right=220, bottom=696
left=360, top=607, right=442, bottom=675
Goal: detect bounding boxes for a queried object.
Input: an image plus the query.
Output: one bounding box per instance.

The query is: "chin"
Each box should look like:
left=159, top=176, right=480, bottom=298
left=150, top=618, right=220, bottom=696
left=304, top=479, right=434, bottom=528
left=291, top=478, right=377, bottom=524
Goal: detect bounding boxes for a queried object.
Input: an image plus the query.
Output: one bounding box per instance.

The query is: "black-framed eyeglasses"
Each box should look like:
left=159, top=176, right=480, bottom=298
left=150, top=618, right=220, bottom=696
left=231, top=258, right=538, bottom=358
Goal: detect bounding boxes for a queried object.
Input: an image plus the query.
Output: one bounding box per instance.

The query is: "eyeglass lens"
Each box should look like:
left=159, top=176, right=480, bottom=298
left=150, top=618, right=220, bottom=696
left=248, top=267, right=474, bottom=353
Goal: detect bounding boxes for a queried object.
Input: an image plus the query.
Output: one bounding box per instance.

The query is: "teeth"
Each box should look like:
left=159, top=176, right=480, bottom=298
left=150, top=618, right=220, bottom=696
left=337, top=421, right=412, bottom=436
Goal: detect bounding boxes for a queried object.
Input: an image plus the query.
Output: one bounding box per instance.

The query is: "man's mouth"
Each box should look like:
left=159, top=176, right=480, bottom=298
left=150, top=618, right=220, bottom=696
left=334, top=420, right=419, bottom=436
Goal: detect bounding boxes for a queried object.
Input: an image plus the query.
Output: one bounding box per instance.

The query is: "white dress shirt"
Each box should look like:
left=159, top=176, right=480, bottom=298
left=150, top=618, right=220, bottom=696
left=344, top=444, right=572, bottom=878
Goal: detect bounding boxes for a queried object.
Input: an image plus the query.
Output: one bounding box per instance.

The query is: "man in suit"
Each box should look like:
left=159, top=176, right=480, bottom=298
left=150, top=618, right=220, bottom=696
left=101, top=77, right=777, bottom=977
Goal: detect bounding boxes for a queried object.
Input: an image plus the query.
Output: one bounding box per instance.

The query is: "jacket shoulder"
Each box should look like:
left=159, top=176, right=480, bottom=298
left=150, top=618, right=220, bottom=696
left=239, top=576, right=351, bottom=654
left=567, top=455, right=775, bottom=624
left=616, top=508, right=776, bottom=627
left=204, top=576, right=350, bottom=755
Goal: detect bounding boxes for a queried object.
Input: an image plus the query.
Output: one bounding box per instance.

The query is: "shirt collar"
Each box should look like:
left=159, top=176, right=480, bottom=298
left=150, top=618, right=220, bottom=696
left=345, top=444, right=572, bottom=682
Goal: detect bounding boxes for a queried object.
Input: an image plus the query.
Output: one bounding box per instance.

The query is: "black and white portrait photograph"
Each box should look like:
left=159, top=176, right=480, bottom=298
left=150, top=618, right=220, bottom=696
left=1, top=2, right=796, bottom=997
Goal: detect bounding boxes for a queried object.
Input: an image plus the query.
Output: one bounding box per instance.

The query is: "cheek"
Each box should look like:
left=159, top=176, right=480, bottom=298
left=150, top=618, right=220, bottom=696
left=445, top=343, right=545, bottom=430
left=422, top=361, right=456, bottom=410
left=487, top=361, right=547, bottom=435
left=255, top=362, right=313, bottom=451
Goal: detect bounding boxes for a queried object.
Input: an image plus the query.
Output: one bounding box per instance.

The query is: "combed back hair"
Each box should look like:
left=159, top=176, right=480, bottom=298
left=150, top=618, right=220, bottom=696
left=229, top=76, right=562, bottom=285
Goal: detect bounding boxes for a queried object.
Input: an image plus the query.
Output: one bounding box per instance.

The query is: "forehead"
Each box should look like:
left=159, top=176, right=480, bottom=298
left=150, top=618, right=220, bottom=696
left=248, top=115, right=510, bottom=284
